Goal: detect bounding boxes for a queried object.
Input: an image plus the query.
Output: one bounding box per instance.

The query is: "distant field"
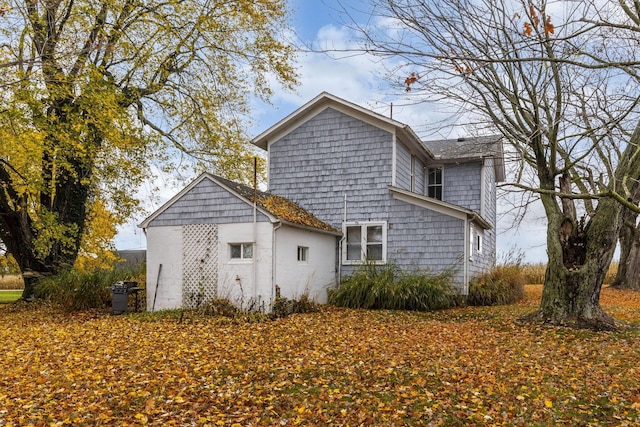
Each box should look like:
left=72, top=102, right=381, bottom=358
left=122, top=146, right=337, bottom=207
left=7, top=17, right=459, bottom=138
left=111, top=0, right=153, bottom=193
left=0, top=275, right=23, bottom=290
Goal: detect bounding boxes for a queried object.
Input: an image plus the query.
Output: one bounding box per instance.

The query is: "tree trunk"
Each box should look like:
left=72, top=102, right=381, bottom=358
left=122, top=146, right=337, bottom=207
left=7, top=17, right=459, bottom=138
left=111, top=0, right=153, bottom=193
left=522, top=194, right=622, bottom=330
left=611, top=222, right=640, bottom=289
left=611, top=182, right=640, bottom=290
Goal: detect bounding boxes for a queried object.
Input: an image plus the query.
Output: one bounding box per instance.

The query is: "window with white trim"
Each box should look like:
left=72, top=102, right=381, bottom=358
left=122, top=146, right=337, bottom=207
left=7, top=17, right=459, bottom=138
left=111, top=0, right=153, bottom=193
left=343, top=222, right=387, bottom=264
left=469, top=225, right=483, bottom=260
left=230, top=243, right=253, bottom=260
left=297, top=246, right=309, bottom=262
left=427, top=167, right=443, bottom=200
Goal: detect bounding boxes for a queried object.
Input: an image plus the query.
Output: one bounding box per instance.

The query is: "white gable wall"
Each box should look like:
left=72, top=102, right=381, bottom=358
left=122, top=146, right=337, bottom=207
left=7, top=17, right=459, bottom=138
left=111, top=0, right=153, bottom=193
left=146, top=225, right=184, bottom=310
left=274, top=225, right=337, bottom=303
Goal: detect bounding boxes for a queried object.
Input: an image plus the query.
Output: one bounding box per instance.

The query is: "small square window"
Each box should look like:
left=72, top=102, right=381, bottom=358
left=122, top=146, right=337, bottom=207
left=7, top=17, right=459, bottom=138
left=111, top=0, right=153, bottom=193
left=297, top=246, right=309, bottom=262
left=230, top=243, right=253, bottom=260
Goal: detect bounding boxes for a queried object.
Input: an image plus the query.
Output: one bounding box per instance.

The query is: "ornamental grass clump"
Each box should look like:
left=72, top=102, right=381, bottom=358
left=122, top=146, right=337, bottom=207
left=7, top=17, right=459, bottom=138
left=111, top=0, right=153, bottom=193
left=468, top=263, right=526, bottom=306
left=34, top=268, right=139, bottom=311
left=329, top=262, right=458, bottom=311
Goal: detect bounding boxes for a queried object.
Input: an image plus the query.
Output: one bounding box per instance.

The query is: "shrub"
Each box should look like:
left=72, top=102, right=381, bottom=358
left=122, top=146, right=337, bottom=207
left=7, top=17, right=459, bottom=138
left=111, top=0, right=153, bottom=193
left=329, top=262, right=458, bottom=311
left=271, top=294, right=320, bottom=319
left=468, top=264, right=526, bottom=306
left=199, top=298, right=242, bottom=317
left=35, top=268, right=140, bottom=311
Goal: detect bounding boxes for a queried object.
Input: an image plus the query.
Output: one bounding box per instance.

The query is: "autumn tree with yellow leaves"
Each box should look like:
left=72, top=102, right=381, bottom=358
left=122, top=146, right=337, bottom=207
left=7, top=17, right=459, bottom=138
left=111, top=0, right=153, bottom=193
left=0, top=0, right=297, bottom=298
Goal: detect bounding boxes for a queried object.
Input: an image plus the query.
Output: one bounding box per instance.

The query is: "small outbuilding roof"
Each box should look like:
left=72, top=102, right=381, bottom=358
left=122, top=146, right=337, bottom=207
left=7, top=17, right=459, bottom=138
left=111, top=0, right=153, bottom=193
left=213, top=175, right=340, bottom=234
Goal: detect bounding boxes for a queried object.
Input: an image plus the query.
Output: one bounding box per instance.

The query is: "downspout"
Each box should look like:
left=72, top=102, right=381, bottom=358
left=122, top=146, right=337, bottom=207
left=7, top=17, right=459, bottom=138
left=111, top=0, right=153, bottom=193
left=272, top=221, right=282, bottom=305
left=253, top=158, right=258, bottom=300
left=391, top=132, right=397, bottom=187
left=480, top=158, right=486, bottom=218
left=463, top=218, right=469, bottom=295
left=338, top=193, right=347, bottom=284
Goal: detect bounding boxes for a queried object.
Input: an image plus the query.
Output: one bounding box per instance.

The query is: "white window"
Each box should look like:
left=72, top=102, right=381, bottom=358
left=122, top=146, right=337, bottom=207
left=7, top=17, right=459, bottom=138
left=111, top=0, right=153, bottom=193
left=343, top=221, right=387, bottom=264
left=469, top=225, right=475, bottom=261
left=469, top=225, right=483, bottom=260
left=230, top=243, right=253, bottom=260
left=427, top=167, right=443, bottom=200
left=297, top=246, right=309, bottom=262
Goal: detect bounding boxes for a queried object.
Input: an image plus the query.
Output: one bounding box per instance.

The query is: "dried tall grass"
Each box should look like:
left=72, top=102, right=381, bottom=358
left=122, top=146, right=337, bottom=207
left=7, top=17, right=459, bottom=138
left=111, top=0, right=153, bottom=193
left=520, top=262, right=619, bottom=285
left=0, top=275, right=24, bottom=290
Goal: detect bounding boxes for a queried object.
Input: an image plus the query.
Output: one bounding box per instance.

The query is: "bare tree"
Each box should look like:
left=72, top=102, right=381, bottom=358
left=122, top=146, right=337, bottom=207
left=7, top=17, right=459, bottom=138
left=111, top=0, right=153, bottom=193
left=350, top=0, right=640, bottom=329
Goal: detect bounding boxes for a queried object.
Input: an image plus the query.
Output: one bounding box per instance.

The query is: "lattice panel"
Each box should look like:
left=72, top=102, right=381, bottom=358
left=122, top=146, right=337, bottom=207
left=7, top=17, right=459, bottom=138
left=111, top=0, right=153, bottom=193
left=182, top=223, right=218, bottom=308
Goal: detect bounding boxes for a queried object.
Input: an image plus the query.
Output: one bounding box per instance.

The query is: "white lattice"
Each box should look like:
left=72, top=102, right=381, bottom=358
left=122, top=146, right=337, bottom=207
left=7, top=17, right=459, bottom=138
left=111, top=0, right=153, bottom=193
left=182, top=223, right=218, bottom=308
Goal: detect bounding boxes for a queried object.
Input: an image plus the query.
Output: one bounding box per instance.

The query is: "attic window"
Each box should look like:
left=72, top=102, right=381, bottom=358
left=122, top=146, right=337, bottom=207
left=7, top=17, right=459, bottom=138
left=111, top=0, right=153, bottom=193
left=230, top=243, right=253, bottom=260
left=427, top=167, right=443, bottom=200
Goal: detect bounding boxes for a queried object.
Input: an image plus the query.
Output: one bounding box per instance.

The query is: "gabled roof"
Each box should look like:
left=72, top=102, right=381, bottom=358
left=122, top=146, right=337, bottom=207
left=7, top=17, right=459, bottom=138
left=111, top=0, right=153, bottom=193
left=139, top=173, right=340, bottom=235
left=388, top=186, right=492, bottom=230
left=252, top=92, right=435, bottom=158
left=426, top=135, right=506, bottom=182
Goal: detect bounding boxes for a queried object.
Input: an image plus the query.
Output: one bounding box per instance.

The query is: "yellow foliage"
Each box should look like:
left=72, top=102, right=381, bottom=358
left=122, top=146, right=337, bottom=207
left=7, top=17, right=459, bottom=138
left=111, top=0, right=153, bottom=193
left=75, top=198, right=120, bottom=271
left=0, top=0, right=297, bottom=271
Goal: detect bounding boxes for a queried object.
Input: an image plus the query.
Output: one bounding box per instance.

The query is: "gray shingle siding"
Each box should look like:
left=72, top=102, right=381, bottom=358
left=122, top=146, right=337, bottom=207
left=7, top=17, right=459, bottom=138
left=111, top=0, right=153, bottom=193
left=468, top=159, right=498, bottom=278
left=269, top=107, right=468, bottom=289
left=386, top=198, right=466, bottom=287
left=147, top=178, right=270, bottom=227
left=269, top=107, right=393, bottom=227
left=396, top=141, right=411, bottom=191
left=443, top=161, right=481, bottom=211
left=415, top=157, right=425, bottom=195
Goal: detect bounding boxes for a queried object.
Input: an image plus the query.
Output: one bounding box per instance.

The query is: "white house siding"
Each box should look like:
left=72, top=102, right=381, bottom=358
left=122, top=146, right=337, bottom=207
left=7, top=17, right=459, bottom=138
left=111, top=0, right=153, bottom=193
left=217, top=222, right=274, bottom=311
left=274, top=225, right=337, bottom=303
left=146, top=226, right=184, bottom=310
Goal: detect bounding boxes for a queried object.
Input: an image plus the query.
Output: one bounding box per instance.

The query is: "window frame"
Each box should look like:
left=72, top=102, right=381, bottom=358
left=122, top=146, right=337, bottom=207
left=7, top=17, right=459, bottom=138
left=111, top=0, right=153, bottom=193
left=229, top=242, right=253, bottom=261
left=297, top=246, right=309, bottom=263
left=427, top=166, right=443, bottom=200
left=469, top=225, right=483, bottom=261
left=342, top=221, right=388, bottom=265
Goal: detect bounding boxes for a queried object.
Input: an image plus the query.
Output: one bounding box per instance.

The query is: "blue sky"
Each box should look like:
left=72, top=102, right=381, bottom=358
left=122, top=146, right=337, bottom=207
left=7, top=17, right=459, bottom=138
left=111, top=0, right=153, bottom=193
left=115, top=0, right=550, bottom=264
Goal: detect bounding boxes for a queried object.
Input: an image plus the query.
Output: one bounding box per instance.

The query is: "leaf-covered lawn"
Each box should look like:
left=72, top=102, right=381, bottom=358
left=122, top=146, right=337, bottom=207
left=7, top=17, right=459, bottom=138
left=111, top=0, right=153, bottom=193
left=0, top=286, right=638, bottom=426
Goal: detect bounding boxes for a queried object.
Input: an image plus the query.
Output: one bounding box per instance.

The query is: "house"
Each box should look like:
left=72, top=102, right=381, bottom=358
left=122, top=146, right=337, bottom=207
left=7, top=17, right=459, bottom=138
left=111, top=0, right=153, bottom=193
left=139, top=175, right=340, bottom=310
left=140, top=92, right=504, bottom=310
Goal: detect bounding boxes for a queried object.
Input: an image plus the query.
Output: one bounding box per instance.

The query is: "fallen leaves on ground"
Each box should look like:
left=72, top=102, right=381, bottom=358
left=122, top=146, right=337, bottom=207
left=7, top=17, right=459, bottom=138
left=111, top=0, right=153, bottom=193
left=0, top=286, right=638, bottom=426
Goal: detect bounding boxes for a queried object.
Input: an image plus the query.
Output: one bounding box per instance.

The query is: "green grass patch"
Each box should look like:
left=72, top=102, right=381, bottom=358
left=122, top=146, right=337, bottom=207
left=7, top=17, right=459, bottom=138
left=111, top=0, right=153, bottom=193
left=0, top=291, right=22, bottom=304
